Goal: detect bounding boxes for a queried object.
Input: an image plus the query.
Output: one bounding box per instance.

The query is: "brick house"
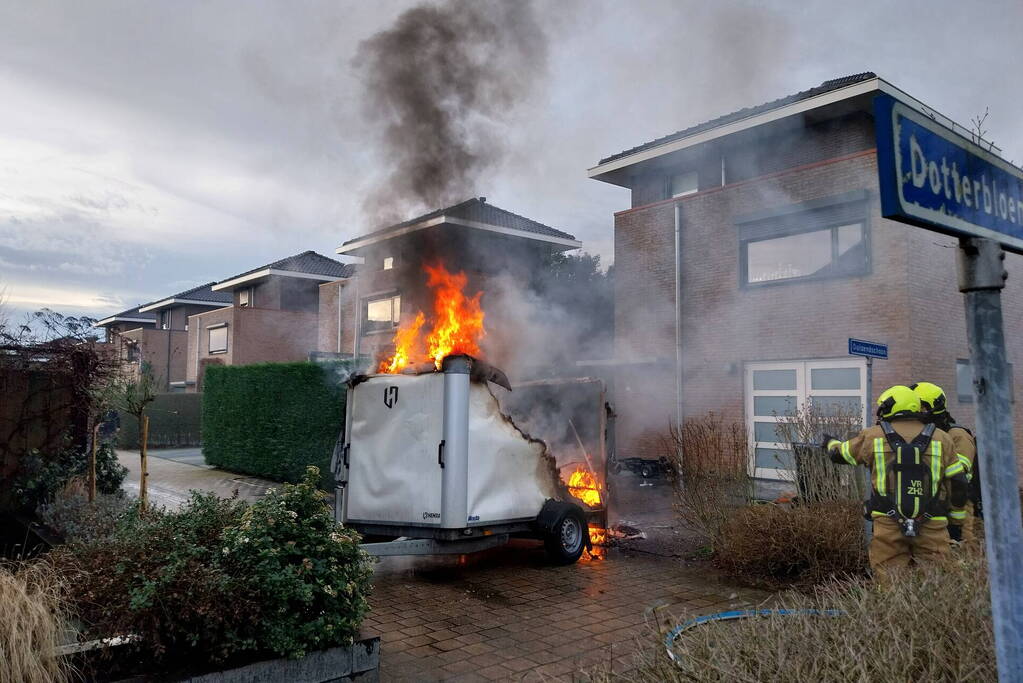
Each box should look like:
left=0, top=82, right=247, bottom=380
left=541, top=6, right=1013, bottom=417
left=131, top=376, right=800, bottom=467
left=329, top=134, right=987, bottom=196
left=93, top=284, right=232, bottom=391
left=185, top=251, right=353, bottom=391
left=319, top=197, right=581, bottom=369
left=588, top=72, right=1023, bottom=479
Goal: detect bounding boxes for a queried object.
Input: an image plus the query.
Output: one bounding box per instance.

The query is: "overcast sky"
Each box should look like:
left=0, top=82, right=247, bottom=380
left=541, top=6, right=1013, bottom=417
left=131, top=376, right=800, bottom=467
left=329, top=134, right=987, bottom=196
left=1, top=0, right=1021, bottom=322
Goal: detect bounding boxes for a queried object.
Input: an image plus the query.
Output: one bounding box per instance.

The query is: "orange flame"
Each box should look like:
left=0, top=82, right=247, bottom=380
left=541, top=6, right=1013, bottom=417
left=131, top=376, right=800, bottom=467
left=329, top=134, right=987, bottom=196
left=568, top=466, right=601, bottom=507
left=378, top=311, right=425, bottom=374
left=584, top=525, right=607, bottom=560
left=379, top=263, right=486, bottom=373
left=424, top=263, right=485, bottom=368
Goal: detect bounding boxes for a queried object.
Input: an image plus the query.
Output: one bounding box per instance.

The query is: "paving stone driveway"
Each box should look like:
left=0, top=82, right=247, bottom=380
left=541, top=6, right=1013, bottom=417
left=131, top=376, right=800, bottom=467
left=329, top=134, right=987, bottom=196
left=367, top=543, right=768, bottom=682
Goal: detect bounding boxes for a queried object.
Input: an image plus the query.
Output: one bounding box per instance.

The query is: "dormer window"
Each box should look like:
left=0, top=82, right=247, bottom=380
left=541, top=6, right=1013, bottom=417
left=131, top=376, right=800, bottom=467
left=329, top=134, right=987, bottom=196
left=160, top=310, right=170, bottom=330
left=670, top=171, right=699, bottom=198
left=383, top=257, right=394, bottom=271
left=239, top=288, right=251, bottom=307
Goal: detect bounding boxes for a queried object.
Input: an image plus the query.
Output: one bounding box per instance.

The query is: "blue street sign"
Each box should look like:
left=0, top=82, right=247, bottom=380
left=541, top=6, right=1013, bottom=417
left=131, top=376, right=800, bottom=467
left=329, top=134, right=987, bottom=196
left=848, top=338, right=888, bottom=360
left=875, top=94, right=1023, bottom=253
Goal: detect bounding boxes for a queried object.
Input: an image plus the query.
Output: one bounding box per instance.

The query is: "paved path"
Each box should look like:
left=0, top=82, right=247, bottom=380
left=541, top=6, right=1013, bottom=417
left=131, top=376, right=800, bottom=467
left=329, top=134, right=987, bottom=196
left=118, top=452, right=771, bottom=681
left=117, top=449, right=281, bottom=509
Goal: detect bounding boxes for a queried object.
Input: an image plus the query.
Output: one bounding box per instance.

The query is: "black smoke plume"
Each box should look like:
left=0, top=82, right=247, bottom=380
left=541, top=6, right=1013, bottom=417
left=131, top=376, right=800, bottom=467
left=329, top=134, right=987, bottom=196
left=354, top=0, right=548, bottom=223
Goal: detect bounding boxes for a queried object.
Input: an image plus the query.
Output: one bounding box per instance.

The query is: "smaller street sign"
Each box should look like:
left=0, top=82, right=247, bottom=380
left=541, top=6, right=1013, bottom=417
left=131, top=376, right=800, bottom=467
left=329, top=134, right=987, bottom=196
left=849, top=338, right=888, bottom=360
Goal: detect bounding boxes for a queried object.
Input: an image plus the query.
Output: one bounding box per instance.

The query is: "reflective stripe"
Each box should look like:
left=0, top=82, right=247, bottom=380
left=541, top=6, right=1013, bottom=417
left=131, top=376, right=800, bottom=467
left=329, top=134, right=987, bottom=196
left=944, top=461, right=965, bottom=477
left=949, top=510, right=967, bottom=520
left=931, top=441, right=943, bottom=495
left=873, top=438, right=886, bottom=494
left=839, top=441, right=857, bottom=467
left=930, top=516, right=947, bottom=522
left=870, top=510, right=888, bottom=518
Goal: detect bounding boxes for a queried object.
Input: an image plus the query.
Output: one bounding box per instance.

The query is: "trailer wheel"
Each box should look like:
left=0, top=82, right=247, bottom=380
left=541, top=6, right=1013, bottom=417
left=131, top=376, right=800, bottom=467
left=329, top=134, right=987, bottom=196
left=544, top=505, right=587, bottom=565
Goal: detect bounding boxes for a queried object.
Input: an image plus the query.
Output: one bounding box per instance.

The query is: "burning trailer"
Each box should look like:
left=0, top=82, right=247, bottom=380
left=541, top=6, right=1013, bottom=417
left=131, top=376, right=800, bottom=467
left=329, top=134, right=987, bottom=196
left=332, top=354, right=610, bottom=564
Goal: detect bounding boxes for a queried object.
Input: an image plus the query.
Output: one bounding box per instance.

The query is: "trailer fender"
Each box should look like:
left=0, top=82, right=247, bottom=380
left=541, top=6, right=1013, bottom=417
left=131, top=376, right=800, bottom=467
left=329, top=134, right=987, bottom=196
left=535, top=499, right=591, bottom=550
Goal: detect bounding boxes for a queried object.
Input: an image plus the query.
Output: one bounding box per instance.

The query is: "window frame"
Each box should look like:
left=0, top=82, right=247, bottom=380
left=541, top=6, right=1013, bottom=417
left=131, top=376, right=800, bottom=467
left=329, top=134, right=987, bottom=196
left=957, top=358, right=1015, bottom=403
left=239, top=287, right=252, bottom=308
left=737, top=191, right=871, bottom=289
left=668, top=170, right=699, bottom=198
left=361, top=292, right=401, bottom=336
left=207, top=323, right=228, bottom=354
left=383, top=256, right=394, bottom=271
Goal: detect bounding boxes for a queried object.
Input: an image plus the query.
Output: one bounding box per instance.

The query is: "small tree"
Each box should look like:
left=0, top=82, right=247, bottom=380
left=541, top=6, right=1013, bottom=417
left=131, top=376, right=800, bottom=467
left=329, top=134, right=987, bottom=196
left=105, top=364, right=157, bottom=510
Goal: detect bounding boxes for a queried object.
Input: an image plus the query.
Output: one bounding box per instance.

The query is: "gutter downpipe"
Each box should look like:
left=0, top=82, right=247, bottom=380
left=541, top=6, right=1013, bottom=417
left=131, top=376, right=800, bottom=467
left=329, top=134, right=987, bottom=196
left=352, top=271, right=361, bottom=360
left=341, top=278, right=349, bottom=351
left=674, top=201, right=684, bottom=482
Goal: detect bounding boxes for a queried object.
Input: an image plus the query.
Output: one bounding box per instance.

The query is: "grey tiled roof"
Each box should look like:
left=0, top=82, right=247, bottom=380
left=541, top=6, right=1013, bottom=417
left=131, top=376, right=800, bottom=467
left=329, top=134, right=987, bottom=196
left=110, top=305, right=157, bottom=321
left=342, top=198, right=577, bottom=246
left=141, top=282, right=233, bottom=308
left=221, top=250, right=355, bottom=282
left=597, top=72, right=878, bottom=165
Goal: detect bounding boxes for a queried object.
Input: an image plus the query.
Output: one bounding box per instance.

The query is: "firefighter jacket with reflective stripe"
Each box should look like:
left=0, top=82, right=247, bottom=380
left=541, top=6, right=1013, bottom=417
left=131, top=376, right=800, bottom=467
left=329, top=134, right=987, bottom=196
left=830, top=420, right=962, bottom=521
left=947, top=425, right=977, bottom=524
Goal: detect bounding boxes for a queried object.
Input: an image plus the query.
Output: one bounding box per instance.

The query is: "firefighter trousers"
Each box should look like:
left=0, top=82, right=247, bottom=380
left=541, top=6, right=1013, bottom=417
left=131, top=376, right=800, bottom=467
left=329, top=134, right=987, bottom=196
left=953, top=501, right=978, bottom=545
left=869, top=517, right=949, bottom=572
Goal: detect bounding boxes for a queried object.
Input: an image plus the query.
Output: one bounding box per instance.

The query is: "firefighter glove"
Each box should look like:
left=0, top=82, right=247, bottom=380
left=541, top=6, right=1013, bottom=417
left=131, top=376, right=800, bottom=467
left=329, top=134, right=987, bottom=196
left=821, top=434, right=840, bottom=454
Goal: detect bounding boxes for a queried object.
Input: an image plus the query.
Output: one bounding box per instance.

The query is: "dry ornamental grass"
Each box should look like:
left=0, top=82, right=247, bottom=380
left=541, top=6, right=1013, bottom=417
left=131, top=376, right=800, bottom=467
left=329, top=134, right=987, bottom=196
left=0, top=562, right=74, bottom=683
left=632, top=549, right=996, bottom=682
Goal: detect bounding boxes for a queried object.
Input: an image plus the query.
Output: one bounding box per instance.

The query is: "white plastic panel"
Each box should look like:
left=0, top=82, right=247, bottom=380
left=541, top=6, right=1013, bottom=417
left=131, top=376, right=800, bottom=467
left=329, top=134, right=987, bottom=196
left=345, top=374, right=445, bottom=525
left=466, top=383, right=556, bottom=524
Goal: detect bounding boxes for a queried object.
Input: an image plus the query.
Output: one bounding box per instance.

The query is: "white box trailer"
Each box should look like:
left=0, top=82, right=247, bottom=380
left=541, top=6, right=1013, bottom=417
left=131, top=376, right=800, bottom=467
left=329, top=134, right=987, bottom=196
left=332, top=355, right=607, bottom=564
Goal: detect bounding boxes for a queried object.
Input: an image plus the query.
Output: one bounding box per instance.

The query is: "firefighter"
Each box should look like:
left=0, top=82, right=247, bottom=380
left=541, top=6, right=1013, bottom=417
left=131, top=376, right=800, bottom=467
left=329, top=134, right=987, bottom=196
left=823, top=385, right=970, bottom=573
left=910, top=381, right=979, bottom=544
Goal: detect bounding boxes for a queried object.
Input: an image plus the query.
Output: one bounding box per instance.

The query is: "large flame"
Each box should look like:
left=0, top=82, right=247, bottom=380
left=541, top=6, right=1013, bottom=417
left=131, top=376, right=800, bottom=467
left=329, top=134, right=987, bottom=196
left=567, top=466, right=602, bottom=507
left=379, top=263, right=485, bottom=373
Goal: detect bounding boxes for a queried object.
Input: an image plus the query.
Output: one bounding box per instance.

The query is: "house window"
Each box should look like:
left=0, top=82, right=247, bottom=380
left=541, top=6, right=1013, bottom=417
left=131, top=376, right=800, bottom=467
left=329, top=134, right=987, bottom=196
left=126, top=342, right=140, bottom=363
left=744, top=222, right=865, bottom=285
left=670, top=171, right=698, bottom=198
left=956, top=359, right=1014, bottom=403
left=160, top=310, right=170, bottom=330
left=363, top=294, right=401, bottom=334
left=383, top=257, right=394, bottom=271
left=738, top=193, right=869, bottom=286
left=746, top=359, right=866, bottom=480
left=239, top=288, right=252, bottom=307
left=208, top=324, right=228, bottom=354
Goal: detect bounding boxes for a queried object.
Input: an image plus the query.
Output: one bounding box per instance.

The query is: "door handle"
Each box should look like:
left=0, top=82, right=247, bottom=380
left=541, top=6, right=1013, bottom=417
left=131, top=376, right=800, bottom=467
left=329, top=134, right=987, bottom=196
left=438, top=440, right=445, bottom=468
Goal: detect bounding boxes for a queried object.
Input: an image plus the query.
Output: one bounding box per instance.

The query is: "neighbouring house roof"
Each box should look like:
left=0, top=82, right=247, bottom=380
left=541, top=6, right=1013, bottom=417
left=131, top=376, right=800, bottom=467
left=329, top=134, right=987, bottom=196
left=93, top=305, right=158, bottom=328
left=337, top=197, right=581, bottom=254
left=212, top=250, right=355, bottom=291
left=137, top=282, right=233, bottom=313
left=588, top=73, right=983, bottom=186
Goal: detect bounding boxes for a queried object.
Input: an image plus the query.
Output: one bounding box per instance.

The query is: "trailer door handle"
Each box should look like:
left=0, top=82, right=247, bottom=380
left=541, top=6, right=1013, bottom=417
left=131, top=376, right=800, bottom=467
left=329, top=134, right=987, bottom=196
left=343, top=444, right=350, bottom=468
left=438, top=440, right=445, bottom=468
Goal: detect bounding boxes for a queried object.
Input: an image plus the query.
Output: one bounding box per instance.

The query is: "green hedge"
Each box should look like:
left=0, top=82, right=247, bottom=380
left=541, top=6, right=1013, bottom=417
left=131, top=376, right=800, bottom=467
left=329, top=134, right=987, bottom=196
left=202, top=362, right=347, bottom=486
left=117, top=393, right=203, bottom=449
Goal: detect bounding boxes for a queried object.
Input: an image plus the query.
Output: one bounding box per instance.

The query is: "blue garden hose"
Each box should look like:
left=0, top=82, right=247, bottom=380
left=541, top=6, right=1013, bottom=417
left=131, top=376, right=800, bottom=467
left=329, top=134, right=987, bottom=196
left=664, top=609, right=846, bottom=665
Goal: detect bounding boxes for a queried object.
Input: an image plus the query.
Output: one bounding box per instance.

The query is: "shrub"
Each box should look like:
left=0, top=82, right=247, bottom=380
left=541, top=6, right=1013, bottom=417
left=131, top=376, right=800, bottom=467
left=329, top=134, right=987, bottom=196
left=713, top=501, right=867, bottom=587
left=0, top=562, right=74, bottom=683
left=636, top=549, right=994, bottom=682
left=37, top=479, right=133, bottom=543
left=12, top=442, right=127, bottom=509
left=202, top=362, right=347, bottom=487
left=222, top=466, right=373, bottom=658
left=48, top=467, right=372, bottom=671
left=664, top=414, right=752, bottom=551
left=772, top=402, right=866, bottom=504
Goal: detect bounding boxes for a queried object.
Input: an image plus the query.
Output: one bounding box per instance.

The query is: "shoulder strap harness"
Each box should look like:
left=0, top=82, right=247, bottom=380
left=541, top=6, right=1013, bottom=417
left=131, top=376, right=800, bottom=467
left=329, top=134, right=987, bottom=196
left=872, top=422, right=947, bottom=535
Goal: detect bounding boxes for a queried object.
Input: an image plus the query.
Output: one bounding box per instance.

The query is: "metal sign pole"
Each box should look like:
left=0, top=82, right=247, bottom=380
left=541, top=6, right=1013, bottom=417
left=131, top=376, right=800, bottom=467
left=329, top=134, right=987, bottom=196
left=957, top=237, right=1023, bottom=682
left=862, top=356, right=873, bottom=544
